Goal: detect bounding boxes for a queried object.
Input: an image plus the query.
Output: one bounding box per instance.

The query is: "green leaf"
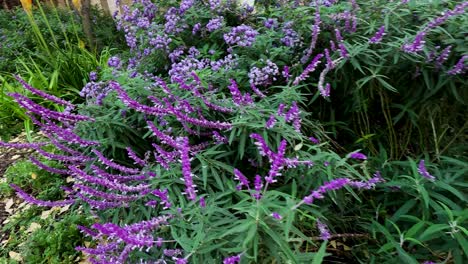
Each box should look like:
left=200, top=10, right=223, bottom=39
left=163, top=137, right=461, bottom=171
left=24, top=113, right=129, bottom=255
left=396, top=246, right=418, bottom=264
left=405, top=221, right=425, bottom=239
left=418, top=224, right=449, bottom=242
left=312, top=241, right=328, bottom=264
left=390, top=199, right=417, bottom=222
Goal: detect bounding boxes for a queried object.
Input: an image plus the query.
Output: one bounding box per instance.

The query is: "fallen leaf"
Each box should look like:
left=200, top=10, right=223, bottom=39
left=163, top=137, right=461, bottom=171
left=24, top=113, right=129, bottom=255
left=26, top=222, right=41, bottom=233
left=9, top=251, right=23, bottom=261
left=59, top=204, right=71, bottom=214
left=294, top=143, right=303, bottom=151
left=330, top=240, right=337, bottom=249
left=40, top=209, right=53, bottom=220
left=5, top=198, right=14, bottom=214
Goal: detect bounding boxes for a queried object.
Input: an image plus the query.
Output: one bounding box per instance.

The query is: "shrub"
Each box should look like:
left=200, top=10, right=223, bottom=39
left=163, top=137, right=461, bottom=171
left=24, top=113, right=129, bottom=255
left=1, top=0, right=467, bottom=263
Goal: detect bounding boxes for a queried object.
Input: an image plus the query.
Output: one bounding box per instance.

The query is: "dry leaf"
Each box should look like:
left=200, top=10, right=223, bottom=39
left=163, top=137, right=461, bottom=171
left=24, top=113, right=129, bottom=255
left=9, top=251, right=23, bottom=262
left=5, top=198, right=14, bottom=214
left=330, top=240, right=337, bottom=249
left=66, top=177, right=75, bottom=183
left=294, top=143, right=303, bottom=151
left=26, top=222, right=42, bottom=233
left=31, top=173, right=37, bottom=179
left=40, top=209, right=53, bottom=220
left=59, top=204, right=71, bottom=214
left=337, top=242, right=351, bottom=251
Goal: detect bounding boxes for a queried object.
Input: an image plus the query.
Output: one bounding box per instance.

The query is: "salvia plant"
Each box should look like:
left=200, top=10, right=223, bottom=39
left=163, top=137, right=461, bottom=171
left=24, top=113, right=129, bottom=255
left=2, top=0, right=467, bottom=263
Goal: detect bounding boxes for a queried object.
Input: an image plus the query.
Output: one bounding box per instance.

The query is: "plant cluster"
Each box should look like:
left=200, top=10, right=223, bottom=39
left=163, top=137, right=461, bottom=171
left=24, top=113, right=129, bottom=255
left=1, top=0, right=467, bottom=263
left=0, top=4, right=124, bottom=141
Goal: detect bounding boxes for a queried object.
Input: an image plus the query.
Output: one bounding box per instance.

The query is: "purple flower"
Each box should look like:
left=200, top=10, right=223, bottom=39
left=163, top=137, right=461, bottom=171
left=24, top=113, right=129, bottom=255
left=89, top=71, right=98, bottom=81
left=309, top=137, right=320, bottom=144
left=248, top=60, right=279, bottom=87
left=281, top=21, right=301, bottom=47
left=369, top=26, right=386, bottom=44
left=15, top=76, right=74, bottom=108
left=126, top=147, right=146, bottom=166
left=224, top=25, right=259, bottom=47
left=320, top=83, right=331, bottom=97
left=228, top=79, right=252, bottom=106
left=178, top=137, right=197, bottom=200
left=253, top=175, right=263, bottom=200
left=293, top=53, right=324, bottom=85
left=234, top=169, right=250, bottom=190
left=435, top=45, right=452, bottom=68
left=206, top=16, right=224, bottom=32
left=302, top=178, right=350, bottom=205
left=208, top=0, right=221, bottom=10
left=250, top=133, right=274, bottom=157
left=402, top=32, right=426, bottom=53
left=10, top=183, right=75, bottom=207
left=213, top=131, right=228, bottom=144
left=265, top=115, right=277, bottom=129
left=301, top=9, right=321, bottom=63
left=447, top=55, right=467, bottom=75
left=316, top=219, right=331, bottom=240
left=334, top=28, right=343, bottom=42
left=192, top=23, right=201, bottom=35
left=265, top=140, right=287, bottom=184
left=108, top=56, right=121, bottom=68
left=199, top=197, right=206, bottom=208
left=151, top=189, right=172, bottom=209
left=223, top=255, right=241, bottom=264
left=348, top=152, right=367, bottom=160
left=264, top=18, right=278, bottom=29
left=271, top=212, right=282, bottom=220
left=282, top=66, right=291, bottom=80
left=338, top=43, right=348, bottom=58
left=92, top=149, right=141, bottom=174
left=179, top=0, right=194, bottom=14
left=174, top=258, right=188, bottom=264
left=418, top=160, right=436, bottom=181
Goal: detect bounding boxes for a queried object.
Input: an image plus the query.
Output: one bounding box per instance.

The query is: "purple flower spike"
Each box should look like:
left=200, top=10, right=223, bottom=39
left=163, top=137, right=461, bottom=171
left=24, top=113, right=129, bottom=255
left=303, top=178, right=350, bottom=205
left=293, top=53, right=324, bottom=85
left=234, top=169, right=250, bottom=190
left=10, top=183, right=75, bottom=207
left=369, top=25, right=386, bottom=44
left=253, top=175, right=263, bottom=200
left=15, top=76, right=74, bottom=108
left=316, top=219, right=331, bottom=240
left=223, top=254, right=241, bottom=264
left=250, top=133, right=274, bottom=157
left=178, top=137, right=197, bottom=200
left=418, top=160, right=436, bottom=181
left=265, top=139, right=287, bottom=184
left=447, top=55, right=467, bottom=75
left=265, top=115, right=277, bottom=129
left=348, top=152, right=367, bottom=160
left=403, top=32, right=426, bottom=53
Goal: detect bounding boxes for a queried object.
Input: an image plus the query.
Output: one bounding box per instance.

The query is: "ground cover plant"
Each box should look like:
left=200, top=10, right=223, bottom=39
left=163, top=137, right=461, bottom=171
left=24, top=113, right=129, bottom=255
left=0, top=0, right=467, bottom=263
